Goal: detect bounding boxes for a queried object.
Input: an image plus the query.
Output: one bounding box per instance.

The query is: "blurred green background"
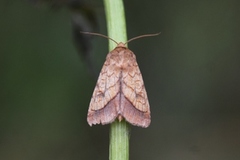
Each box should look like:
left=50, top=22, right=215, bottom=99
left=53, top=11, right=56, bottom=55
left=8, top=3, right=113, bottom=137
left=1, top=0, right=240, bottom=159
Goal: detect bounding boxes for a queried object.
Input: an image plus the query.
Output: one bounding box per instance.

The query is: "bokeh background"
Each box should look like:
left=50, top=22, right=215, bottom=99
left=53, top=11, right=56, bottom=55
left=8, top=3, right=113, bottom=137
left=1, top=0, right=240, bottom=159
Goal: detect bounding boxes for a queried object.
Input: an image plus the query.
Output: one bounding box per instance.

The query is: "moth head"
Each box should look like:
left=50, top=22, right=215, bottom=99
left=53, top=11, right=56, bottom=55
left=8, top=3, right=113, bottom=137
left=117, top=42, right=126, bottom=48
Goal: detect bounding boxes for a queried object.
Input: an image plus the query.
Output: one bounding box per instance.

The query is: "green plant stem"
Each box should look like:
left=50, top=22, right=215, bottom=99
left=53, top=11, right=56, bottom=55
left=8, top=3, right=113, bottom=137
left=104, top=0, right=127, bottom=48
left=109, top=120, right=129, bottom=160
left=103, top=0, right=129, bottom=160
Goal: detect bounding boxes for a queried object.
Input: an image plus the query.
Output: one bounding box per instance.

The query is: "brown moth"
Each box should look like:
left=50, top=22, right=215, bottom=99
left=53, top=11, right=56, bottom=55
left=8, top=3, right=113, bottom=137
left=82, top=32, right=159, bottom=128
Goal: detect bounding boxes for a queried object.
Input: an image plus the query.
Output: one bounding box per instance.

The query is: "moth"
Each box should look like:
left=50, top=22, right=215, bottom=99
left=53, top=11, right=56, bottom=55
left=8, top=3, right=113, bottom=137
left=82, top=32, right=159, bottom=128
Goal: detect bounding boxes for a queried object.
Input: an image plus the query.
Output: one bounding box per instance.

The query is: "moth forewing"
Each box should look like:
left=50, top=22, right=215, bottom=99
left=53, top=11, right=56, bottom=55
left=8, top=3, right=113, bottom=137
left=87, top=51, right=120, bottom=125
left=120, top=51, right=151, bottom=127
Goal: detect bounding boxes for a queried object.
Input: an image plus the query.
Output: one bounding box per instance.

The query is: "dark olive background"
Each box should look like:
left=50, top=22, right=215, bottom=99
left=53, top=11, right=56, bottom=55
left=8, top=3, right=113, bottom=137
left=1, top=0, right=240, bottom=160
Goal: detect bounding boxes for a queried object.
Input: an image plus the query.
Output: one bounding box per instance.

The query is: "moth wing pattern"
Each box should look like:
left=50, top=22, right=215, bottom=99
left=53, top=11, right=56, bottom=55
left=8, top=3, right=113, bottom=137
left=121, top=54, right=151, bottom=128
left=87, top=50, right=121, bottom=126
left=87, top=43, right=151, bottom=128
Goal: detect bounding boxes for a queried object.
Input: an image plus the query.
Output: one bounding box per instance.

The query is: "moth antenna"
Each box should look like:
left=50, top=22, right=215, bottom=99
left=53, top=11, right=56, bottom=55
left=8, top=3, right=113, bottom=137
left=125, top=32, right=161, bottom=45
left=80, top=31, right=119, bottom=45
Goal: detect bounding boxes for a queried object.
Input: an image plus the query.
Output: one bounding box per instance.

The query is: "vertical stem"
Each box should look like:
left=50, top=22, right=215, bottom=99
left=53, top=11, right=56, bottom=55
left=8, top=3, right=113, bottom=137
left=109, top=121, right=129, bottom=160
left=104, top=0, right=127, bottom=48
left=103, top=0, right=129, bottom=160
